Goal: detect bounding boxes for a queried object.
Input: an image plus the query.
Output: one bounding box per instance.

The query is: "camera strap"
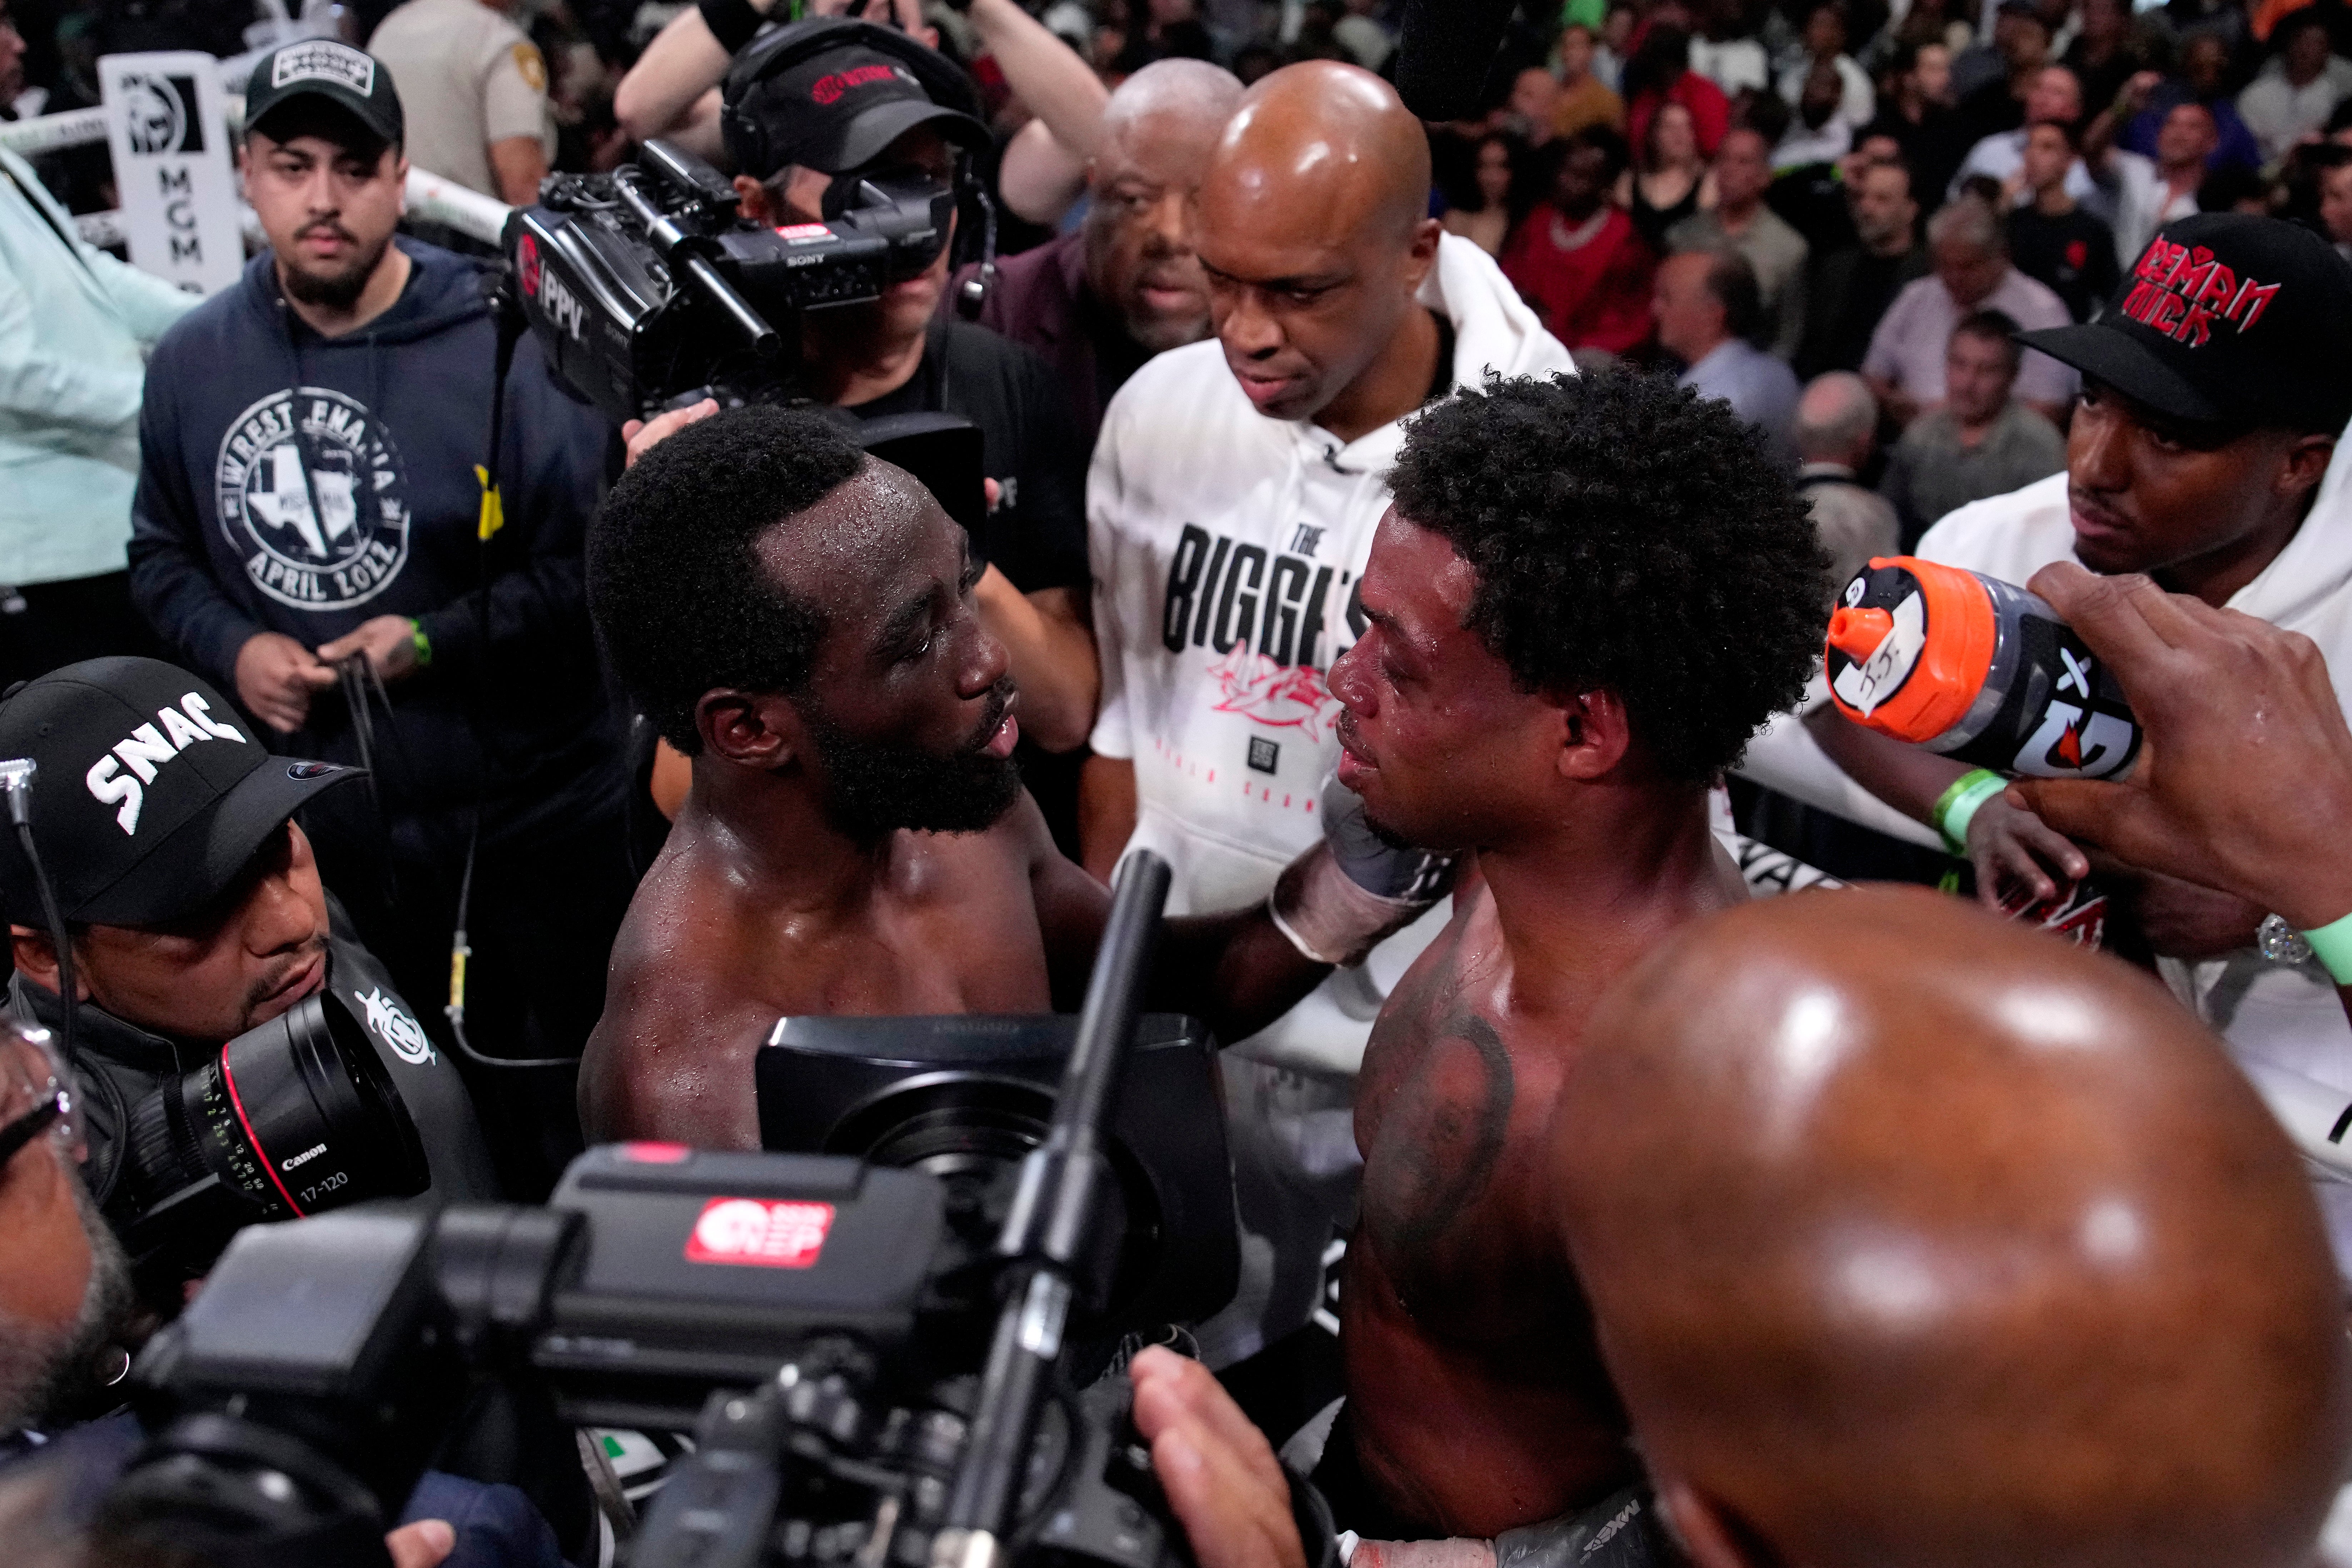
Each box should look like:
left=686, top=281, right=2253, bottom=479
left=446, top=275, right=580, bottom=1072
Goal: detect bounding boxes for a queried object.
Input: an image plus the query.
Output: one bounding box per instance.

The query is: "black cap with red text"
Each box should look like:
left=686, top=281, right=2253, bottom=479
left=0, top=659, right=361, bottom=928
left=2018, top=213, right=2352, bottom=433
left=725, top=41, right=986, bottom=176
left=243, top=38, right=406, bottom=151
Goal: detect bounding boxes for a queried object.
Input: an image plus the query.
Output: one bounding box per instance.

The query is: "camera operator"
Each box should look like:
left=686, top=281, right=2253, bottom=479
left=1124, top=888, right=2352, bottom=1568
left=0, top=957, right=549, bottom=1568
left=954, top=58, right=1244, bottom=445
left=0, top=659, right=499, bottom=1240
left=125, top=40, right=633, bottom=1196
left=616, top=0, right=1105, bottom=227
left=579, top=404, right=1457, bottom=1150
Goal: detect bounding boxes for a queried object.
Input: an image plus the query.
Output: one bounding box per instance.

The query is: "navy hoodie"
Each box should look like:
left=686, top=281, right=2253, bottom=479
left=128, top=239, right=621, bottom=847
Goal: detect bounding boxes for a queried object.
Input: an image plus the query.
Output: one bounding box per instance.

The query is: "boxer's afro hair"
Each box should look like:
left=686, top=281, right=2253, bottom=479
left=1388, top=370, right=1826, bottom=782
left=590, top=404, right=867, bottom=755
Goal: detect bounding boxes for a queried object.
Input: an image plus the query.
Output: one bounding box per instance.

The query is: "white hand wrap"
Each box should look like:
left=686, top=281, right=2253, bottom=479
left=1268, top=840, right=1439, bottom=968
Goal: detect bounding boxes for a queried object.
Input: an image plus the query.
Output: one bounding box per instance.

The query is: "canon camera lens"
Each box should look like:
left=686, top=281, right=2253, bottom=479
left=118, top=992, right=428, bottom=1282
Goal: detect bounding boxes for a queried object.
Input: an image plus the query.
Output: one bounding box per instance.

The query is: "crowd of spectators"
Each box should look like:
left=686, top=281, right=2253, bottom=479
left=9, top=3, right=2352, bottom=1567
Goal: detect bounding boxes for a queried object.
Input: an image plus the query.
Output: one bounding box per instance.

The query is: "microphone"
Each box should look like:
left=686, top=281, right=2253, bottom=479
left=1393, top=0, right=1521, bottom=121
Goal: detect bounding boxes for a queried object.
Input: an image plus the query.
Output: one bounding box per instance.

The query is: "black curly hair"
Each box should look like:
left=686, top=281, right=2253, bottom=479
left=1387, top=371, right=1826, bottom=782
left=588, top=405, right=868, bottom=754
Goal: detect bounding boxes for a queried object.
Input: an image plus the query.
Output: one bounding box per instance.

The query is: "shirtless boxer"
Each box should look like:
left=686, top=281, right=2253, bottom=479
left=579, top=406, right=1442, bottom=1146
left=1314, top=371, right=1825, bottom=1537
left=1128, top=887, right=2351, bottom=1568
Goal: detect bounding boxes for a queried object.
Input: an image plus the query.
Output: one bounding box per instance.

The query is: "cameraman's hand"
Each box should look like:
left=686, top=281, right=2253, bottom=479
left=234, top=631, right=339, bottom=735
left=1130, top=1347, right=1306, bottom=1568
left=2008, top=564, right=2352, bottom=930
left=1964, top=792, right=2088, bottom=910
left=386, top=1519, right=456, bottom=1568
left=622, top=398, right=719, bottom=469
left=318, top=615, right=420, bottom=684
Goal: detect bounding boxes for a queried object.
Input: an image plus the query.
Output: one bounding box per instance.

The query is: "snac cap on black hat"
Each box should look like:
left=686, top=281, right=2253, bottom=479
left=0, top=659, right=361, bottom=929
left=243, top=38, right=405, bottom=151
left=725, top=39, right=986, bottom=177
left=2017, top=213, right=2352, bottom=434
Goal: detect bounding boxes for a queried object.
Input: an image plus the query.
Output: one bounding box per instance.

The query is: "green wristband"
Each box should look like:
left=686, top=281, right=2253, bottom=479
left=1931, top=768, right=2009, bottom=856
left=409, top=619, right=432, bottom=668
left=2302, top=910, right=2352, bottom=985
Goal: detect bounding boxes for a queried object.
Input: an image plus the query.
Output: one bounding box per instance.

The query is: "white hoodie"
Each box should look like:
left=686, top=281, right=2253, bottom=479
left=1883, top=459, right=2352, bottom=1267
left=1088, top=234, right=1573, bottom=1078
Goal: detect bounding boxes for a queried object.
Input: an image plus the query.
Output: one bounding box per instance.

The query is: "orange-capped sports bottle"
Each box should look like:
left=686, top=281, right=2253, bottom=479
left=1822, top=557, right=2141, bottom=781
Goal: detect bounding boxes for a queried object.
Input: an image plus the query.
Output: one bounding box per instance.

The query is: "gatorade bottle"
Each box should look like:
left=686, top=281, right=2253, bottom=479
left=1822, top=557, right=2141, bottom=781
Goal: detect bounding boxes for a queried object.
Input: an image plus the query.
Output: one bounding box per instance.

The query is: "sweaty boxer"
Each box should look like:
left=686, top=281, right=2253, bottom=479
left=1317, top=371, right=1824, bottom=1537
left=1126, top=887, right=2351, bottom=1568
left=580, top=406, right=1440, bottom=1146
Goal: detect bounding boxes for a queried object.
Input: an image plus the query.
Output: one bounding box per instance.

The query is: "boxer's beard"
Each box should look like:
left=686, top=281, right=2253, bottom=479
left=0, top=1173, right=137, bottom=1433
left=809, top=680, right=1023, bottom=842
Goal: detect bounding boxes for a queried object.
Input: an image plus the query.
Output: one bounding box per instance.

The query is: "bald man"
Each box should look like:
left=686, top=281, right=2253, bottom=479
left=1791, top=372, right=1898, bottom=591
left=1125, top=887, right=2352, bottom=1568
left=1557, top=886, right=2351, bottom=1568
left=956, top=58, right=1244, bottom=443
left=1081, top=60, right=1570, bottom=1370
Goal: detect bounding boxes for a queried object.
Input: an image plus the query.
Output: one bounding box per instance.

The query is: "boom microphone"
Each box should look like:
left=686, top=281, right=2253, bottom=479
left=1393, top=0, right=1521, bottom=121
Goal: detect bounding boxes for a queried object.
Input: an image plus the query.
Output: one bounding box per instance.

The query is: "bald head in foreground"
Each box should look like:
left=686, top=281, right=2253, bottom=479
left=1129, top=885, right=2350, bottom=1568
left=1193, top=61, right=1442, bottom=441
left=1558, top=886, right=2352, bottom=1568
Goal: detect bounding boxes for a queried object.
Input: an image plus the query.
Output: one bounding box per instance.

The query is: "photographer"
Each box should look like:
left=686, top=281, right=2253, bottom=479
left=0, top=1019, right=558, bottom=1568
left=615, top=0, right=1104, bottom=225
left=0, top=659, right=500, bottom=1252
left=125, top=40, right=633, bottom=1195
left=1124, top=887, right=2352, bottom=1568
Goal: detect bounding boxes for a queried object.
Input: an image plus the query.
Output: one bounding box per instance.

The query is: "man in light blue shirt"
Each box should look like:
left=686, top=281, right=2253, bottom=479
left=1655, top=246, right=1800, bottom=465
left=0, top=143, right=196, bottom=682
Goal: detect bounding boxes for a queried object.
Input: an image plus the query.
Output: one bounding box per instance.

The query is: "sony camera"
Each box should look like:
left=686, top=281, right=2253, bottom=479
left=93, top=857, right=1320, bottom=1568
left=506, top=138, right=964, bottom=425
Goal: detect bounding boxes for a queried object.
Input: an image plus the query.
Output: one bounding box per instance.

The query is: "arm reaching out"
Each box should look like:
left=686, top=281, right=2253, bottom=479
left=2007, top=562, right=2352, bottom=932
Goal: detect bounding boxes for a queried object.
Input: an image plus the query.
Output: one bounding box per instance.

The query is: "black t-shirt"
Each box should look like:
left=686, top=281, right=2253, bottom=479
left=1794, top=244, right=1935, bottom=379
left=2009, top=205, right=2120, bottom=323
left=844, top=317, right=1092, bottom=596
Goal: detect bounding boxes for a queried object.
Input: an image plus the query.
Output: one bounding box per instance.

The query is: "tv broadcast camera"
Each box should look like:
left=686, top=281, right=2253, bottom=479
left=503, top=137, right=972, bottom=427
left=95, top=853, right=1341, bottom=1568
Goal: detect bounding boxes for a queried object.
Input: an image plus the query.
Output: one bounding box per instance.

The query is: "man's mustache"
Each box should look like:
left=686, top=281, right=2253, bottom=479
left=961, top=680, right=1016, bottom=754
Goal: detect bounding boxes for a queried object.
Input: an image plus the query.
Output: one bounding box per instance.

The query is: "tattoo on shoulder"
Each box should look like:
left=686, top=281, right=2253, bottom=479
left=1388, top=1012, right=1515, bottom=1256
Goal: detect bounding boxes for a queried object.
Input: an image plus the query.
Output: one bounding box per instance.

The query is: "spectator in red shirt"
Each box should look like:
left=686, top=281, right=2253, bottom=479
left=1624, top=22, right=1730, bottom=161
left=1501, top=126, right=1658, bottom=353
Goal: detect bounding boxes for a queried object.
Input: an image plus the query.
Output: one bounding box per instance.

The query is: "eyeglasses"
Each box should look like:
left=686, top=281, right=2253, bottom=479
left=0, top=1022, right=81, bottom=1169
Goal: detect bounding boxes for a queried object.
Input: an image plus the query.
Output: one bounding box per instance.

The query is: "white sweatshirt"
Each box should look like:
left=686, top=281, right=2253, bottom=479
left=1088, top=234, right=1573, bottom=1077
left=1910, top=465, right=2352, bottom=1266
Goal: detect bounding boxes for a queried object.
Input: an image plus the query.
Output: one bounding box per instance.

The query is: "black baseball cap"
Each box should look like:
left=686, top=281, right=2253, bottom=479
left=2018, top=213, right=2352, bottom=434
left=243, top=38, right=405, bottom=151
left=0, top=659, right=362, bottom=929
left=725, top=38, right=986, bottom=177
